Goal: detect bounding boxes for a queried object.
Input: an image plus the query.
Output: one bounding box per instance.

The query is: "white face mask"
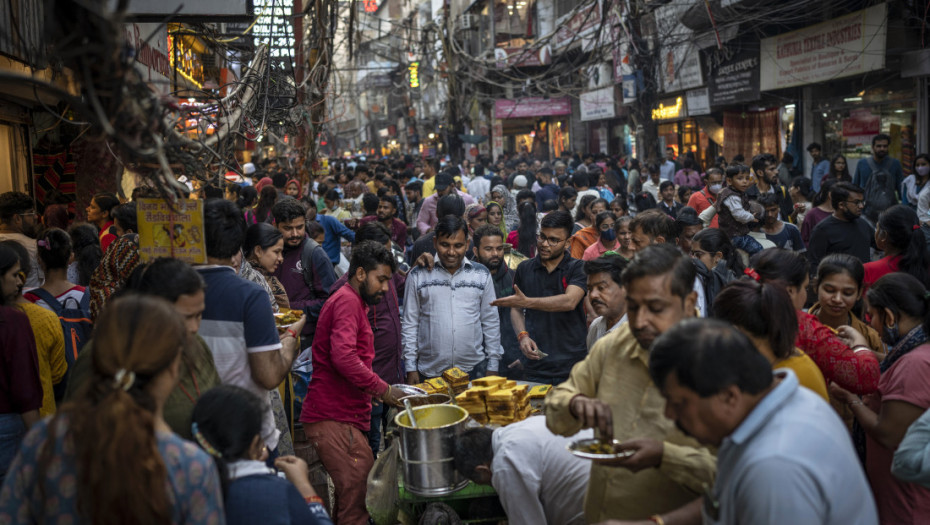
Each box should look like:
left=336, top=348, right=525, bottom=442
left=917, top=165, right=930, bottom=177
left=709, top=183, right=722, bottom=194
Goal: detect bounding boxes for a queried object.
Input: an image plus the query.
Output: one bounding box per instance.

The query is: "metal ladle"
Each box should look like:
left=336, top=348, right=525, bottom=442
left=403, top=398, right=418, bottom=428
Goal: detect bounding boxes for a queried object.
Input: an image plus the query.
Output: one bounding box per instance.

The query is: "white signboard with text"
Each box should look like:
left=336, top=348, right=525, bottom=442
left=760, top=3, right=887, bottom=90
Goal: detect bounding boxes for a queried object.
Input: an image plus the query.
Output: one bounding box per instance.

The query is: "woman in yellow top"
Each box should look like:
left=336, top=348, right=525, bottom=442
left=809, top=253, right=885, bottom=361
left=714, top=279, right=829, bottom=401
left=0, top=241, right=65, bottom=416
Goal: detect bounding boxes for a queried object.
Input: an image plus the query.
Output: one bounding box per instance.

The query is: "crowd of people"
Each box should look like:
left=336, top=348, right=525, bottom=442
left=1, top=132, right=930, bottom=524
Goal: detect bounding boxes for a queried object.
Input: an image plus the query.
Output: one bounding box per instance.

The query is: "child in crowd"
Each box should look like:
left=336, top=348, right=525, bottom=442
left=191, top=385, right=333, bottom=525
left=715, top=165, right=764, bottom=254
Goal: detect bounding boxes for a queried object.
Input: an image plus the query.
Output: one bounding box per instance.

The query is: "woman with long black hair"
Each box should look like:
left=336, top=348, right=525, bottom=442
left=507, top=201, right=538, bottom=258
left=866, top=204, right=930, bottom=290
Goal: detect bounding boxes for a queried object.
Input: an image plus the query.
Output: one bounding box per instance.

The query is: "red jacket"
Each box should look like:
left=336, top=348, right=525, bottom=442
left=299, top=284, right=389, bottom=431
left=687, top=189, right=718, bottom=228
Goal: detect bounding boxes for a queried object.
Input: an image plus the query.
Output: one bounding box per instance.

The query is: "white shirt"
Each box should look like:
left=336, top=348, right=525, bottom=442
left=467, top=177, right=491, bottom=203
left=492, top=416, right=592, bottom=525
left=571, top=188, right=601, bottom=217
left=660, top=160, right=676, bottom=182
left=0, top=232, right=43, bottom=287
left=641, top=180, right=660, bottom=201
left=586, top=314, right=627, bottom=350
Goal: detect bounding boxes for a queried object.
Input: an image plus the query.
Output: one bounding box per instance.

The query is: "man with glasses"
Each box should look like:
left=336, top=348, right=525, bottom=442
left=808, top=181, right=874, bottom=267
left=491, top=210, right=587, bottom=385
left=0, top=191, right=42, bottom=287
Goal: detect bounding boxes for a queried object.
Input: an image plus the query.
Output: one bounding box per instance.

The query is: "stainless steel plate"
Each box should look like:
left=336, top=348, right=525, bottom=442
left=567, top=438, right=634, bottom=460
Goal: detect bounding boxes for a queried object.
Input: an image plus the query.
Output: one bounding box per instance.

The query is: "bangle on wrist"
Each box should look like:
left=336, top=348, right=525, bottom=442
left=305, top=496, right=323, bottom=505
left=648, top=515, right=665, bottom=525
left=517, top=331, right=529, bottom=341
left=851, top=345, right=871, bottom=353
left=848, top=399, right=864, bottom=406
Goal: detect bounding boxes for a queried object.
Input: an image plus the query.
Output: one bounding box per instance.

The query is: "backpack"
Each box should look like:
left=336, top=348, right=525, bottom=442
left=300, top=237, right=324, bottom=289
left=863, top=157, right=897, bottom=223
left=28, top=288, right=92, bottom=368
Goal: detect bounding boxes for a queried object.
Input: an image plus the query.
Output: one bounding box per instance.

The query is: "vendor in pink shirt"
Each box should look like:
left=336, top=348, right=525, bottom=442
left=299, top=240, right=406, bottom=525
left=582, top=212, right=618, bottom=261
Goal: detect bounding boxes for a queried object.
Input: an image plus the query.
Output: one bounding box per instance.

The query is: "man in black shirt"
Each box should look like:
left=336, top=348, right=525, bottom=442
left=491, top=211, right=587, bottom=385
left=473, top=224, right=523, bottom=379
left=808, top=181, right=873, bottom=267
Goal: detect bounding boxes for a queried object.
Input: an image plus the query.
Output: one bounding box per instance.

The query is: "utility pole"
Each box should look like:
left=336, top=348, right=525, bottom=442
left=627, top=0, right=660, bottom=162
left=438, top=2, right=464, bottom=163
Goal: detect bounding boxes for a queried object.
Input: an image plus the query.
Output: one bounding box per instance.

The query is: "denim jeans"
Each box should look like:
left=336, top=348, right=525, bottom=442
left=368, top=400, right=389, bottom=459
left=0, top=413, right=26, bottom=485
left=731, top=234, right=764, bottom=255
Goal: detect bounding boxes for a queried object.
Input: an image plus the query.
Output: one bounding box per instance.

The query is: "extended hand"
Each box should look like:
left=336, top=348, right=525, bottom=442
left=406, top=371, right=421, bottom=385
left=490, top=284, right=529, bottom=309
left=596, top=438, right=664, bottom=471
left=519, top=336, right=542, bottom=360
left=381, top=385, right=408, bottom=407
left=415, top=252, right=435, bottom=270
left=828, top=382, right=856, bottom=405
left=836, top=325, right=869, bottom=349
left=569, top=395, right=614, bottom=440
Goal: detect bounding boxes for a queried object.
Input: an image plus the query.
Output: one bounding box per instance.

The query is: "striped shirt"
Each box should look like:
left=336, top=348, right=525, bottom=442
left=402, top=258, right=502, bottom=377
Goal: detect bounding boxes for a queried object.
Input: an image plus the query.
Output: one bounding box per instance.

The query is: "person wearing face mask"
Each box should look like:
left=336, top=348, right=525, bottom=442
left=808, top=182, right=875, bottom=268
left=686, top=167, right=722, bottom=228
left=830, top=273, right=930, bottom=525
left=903, top=159, right=930, bottom=209
left=582, top=212, right=618, bottom=261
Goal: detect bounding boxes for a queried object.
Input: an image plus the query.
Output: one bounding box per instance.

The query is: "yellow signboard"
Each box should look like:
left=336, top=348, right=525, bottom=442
left=136, top=198, right=207, bottom=264
left=651, top=97, right=684, bottom=121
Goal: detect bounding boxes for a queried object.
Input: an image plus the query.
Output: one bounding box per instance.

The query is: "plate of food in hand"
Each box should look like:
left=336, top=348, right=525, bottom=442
left=567, top=438, right=635, bottom=460
left=274, top=309, right=301, bottom=332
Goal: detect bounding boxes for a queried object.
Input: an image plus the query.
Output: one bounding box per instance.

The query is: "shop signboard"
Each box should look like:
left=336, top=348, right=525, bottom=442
left=686, top=88, right=710, bottom=116
left=494, top=97, right=571, bottom=119
left=652, top=97, right=687, bottom=121
left=494, top=46, right=552, bottom=68
left=136, top=199, right=206, bottom=264
left=842, top=108, right=881, bottom=145
left=660, top=44, right=703, bottom=93
left=760, top=3, right=887, bottom=91
left=492, top=120, right=504, bottom=159
left=622, top=71, right=641, bottom=104
left=708, top=50, right=760, bottom=107
left=123, top=23, right=171, bottom=95
left=554, top=0, right=602, bottom=50
left=580, top=87, right=617, bottom=121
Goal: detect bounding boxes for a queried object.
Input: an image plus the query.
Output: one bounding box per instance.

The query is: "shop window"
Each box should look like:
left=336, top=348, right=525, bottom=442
left=821, top=103, right=917, bottom=178
left=0, top=123, right=29, bottom=194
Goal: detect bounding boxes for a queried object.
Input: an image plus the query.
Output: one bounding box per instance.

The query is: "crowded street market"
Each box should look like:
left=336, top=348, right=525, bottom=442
left=1, top=1, right=930, bottom=524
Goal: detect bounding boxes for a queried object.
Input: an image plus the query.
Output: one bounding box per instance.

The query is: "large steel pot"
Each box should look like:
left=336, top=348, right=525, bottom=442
left=394, top=404, right=469, bottom=496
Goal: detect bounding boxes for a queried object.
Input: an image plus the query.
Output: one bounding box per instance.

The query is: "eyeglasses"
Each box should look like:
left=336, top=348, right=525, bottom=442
left=17, top=211, right=36, bottom=218
left=690, top=250, right=709, bottom=258
left=536, top=233, right=566, bottom=246
left=845, top=199, right=865, bottom=207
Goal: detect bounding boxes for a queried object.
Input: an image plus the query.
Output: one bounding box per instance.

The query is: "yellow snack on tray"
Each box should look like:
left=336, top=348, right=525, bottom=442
left=528, top=384, right=552, bottom=399
left=426, top=377, right=450, bottom=392
left=471, top=376, right=506, bottom=388
left=441, top=367, right=470, bottom=385
left=413, top=382, right=434, bottom=394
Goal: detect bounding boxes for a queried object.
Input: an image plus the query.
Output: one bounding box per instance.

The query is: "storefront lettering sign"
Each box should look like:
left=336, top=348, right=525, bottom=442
left=661, top=43, right=703, bottom=93
left=494, top=97, right=572, bottom=119
left=494, top=46, right=551, bottom=69
left=686, top=88, right=710, bottom=116
left=842, top=108, right=880, bottom=142
left=580, top=87, right=616, bottom=121
left=652, top=97, right=686, bottom=120
left=760, top=3, right=887, bottom=90
left=708, top=50, right=760, bottom=108
left=408, top=62, right=420, bottom=88
left=136, top=199, right=206, bottom=264
left=124, top=23, right=171, bottom=95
